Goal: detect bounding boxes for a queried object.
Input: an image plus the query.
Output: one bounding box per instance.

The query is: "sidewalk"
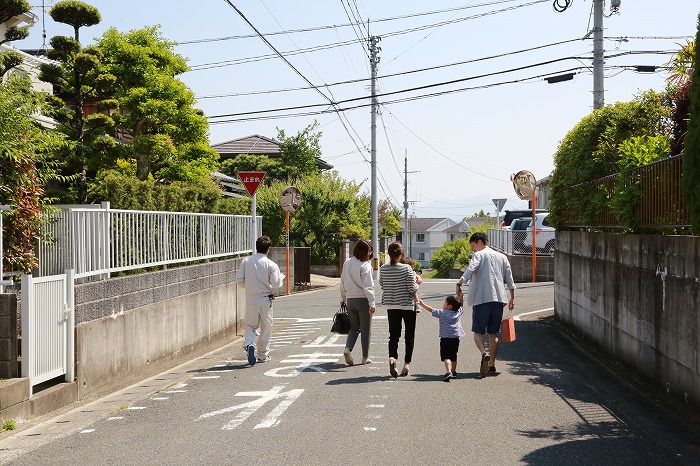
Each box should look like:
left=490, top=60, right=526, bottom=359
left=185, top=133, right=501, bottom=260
left=0, top=274, right=339, bottom=449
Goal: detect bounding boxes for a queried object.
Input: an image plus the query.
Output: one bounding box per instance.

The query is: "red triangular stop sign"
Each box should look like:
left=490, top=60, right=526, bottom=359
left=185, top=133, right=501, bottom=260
left=238, top=171, right=266, bottom=196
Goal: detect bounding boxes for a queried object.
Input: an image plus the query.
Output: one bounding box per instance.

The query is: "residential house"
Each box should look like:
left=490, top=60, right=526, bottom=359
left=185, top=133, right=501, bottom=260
left=399, top=217, right=458, bottom=268
left=1, top=11, right=55, bottom=128
left=211, top=134, right=333, bottom=171
left=444, top=216, right=497, bottom=241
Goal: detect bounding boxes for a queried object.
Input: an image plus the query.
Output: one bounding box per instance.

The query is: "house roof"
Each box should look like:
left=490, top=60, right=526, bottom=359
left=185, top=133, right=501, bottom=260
left=211, top=134, right=333, bottom=170
left=464, top=216, right=498, bottom=229
left=211, top=134, right=281, bottom=157
left=444, top=221, right=469, bottom=233
left=401, top=217, right=454, bottom=232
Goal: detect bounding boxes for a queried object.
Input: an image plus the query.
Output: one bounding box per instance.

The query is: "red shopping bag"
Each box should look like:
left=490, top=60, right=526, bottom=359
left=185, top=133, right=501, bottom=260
left=501, top=317, right=516, bottom=342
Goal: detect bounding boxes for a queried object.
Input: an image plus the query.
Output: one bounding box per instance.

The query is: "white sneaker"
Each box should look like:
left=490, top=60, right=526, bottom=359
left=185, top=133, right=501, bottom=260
left=257, top=356, right=271, bottom=363
left=343, top=348, right=354, bottom=366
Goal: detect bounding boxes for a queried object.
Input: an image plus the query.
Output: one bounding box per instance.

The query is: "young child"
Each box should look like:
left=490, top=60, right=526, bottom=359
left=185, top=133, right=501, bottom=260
left=401, top=257, right=423, bottom=312
left=416, top=295, right=465, bottom=382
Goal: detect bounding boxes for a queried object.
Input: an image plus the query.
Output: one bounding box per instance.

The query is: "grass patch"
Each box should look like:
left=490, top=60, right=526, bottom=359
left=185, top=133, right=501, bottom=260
left=2, top=419, right=17, bottom=431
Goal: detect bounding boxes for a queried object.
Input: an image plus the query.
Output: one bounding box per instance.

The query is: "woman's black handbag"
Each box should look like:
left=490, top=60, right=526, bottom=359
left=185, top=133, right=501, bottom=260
left=331, top=304, right=351, bottom=334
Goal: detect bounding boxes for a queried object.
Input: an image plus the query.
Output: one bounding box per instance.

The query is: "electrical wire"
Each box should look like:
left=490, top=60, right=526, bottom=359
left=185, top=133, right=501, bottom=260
left=189, top=0, right=549, bottom=71
left=179, top=0, right=546, bottom=45
left=196, top=37, right=584, bottom=99
left=208, top=50, right=675, bottom=120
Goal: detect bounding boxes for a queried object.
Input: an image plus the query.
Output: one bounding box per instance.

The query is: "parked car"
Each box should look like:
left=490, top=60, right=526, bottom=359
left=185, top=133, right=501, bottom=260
left=511, top=217, right=532, bottom=253
left=524, top=213, right=556, bottom=253
left=502, top=209, right=548, bottom=229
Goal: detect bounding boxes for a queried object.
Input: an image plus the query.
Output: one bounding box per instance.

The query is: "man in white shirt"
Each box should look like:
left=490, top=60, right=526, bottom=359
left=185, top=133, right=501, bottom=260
left=456, top=232, right=515, bottom=377
left=236, top=236, right=285, bottom=365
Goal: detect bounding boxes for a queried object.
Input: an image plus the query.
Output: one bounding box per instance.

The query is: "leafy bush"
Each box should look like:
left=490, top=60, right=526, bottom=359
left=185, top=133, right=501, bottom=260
left=430, top=238, right=470, bottom=278
left=549, top=91, right=670, bottom=228
left=681, top=15, right=700, bottom=231
left=87, top=170, right=248, bottom=214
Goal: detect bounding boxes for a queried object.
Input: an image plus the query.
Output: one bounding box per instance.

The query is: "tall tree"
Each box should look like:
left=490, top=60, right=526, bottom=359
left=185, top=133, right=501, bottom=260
left=39, top=0, right=117, bottom=203
left=667, top=40, right=695, bottom=156
left=681, top=15, right=700, bottom=230
left=253, top=172, right=371, bottom=264
left=94, top=26, right=218, bottom=183
left=0, top=75, right=66, bottom=273
left=0, top=0, right=31, bottom=77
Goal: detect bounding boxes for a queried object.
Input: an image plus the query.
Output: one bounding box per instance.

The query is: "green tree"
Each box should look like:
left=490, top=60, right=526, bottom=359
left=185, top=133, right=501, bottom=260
left=251, top=171, right=370, bottom=264
left=379, top=199, right=402, bottom=236
left=667, top=40, right=694, bottom=156
left=0, top=75, right=66, bottom=273
left=39, top=0, right=117, bottom=203
left=220, top=122, right=324, bottom=185
left=549, top=90, right=670, bottom=227
left=0, top=0, right=31, bottom=77
left=681, top=14, right=700, bottom=230
left=94, top=26, right=218, bottom=183
left=429, top=239, right=470, bottom=278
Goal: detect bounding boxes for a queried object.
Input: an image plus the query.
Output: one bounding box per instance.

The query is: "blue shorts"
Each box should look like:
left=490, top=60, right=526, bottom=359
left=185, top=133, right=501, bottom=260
left=471, top=302, right=505, bottom=334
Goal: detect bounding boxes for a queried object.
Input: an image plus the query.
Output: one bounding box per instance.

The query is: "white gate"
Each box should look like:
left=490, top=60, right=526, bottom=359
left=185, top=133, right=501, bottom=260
left=21, top=270, right=75, bottom=396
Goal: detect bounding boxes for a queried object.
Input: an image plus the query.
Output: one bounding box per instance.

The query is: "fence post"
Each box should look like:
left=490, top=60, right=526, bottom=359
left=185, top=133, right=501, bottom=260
left=65, top=269, right=75, bottom=383
left=20, top=274, right=33, bottom=397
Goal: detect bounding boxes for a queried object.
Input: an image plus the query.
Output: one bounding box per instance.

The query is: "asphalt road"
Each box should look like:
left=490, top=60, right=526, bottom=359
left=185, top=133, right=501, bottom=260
left=1, top=279, right=699, bottom=465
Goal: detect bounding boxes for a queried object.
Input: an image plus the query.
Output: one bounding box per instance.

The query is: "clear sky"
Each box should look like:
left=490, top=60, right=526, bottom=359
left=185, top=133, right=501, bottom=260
left=15, top=1, right=700, bottom=219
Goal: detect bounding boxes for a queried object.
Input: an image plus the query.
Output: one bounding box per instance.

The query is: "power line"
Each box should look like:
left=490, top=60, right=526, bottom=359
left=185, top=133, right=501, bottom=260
left=208, top=50, right=675, bottom=120
left=196, top=37, right=583, bottom=99
left=180, top=0, right=545, bottom=45
left=189, top=0, right=549, bottom=71
left=208, top=59, right=668, bottom=124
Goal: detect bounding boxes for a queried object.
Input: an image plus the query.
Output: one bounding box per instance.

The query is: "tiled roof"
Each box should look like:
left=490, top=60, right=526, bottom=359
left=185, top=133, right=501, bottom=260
left=210, top=134, right=333, bottom=170
left=401, top=218, right=452, bottom=232
left=211, top=134, right=280, bottom=156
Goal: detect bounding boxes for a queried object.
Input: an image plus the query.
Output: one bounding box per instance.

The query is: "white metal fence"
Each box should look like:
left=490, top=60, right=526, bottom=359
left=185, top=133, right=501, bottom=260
left=37, top=205, right=260, bottom=279
left=21, top=271, right=74, bottom=396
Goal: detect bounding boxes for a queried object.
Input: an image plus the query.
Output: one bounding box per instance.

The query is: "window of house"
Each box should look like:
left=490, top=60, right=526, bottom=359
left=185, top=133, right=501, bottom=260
left=418, top=252, right=425, bottom=261
left=416, top=234, right=425, bottom=243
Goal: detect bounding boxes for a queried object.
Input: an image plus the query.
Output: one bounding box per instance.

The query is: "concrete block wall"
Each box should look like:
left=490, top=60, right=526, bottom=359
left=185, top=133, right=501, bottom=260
left=509, top=255, right=554, bottom=282
left=555, top=231, right=700, bottom=408
left=0, top=294, right=18, bottom=378
left=74, top=258, right=244, bottom=398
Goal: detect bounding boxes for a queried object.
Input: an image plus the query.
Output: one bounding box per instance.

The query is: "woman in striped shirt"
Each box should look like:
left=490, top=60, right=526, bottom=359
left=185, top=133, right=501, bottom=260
left=379, top=241, right=418, bottom=378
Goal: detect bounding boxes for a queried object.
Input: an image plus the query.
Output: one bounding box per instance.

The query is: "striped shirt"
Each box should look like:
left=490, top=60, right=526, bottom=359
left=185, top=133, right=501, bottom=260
left=379, top=263, right=417, bottom=310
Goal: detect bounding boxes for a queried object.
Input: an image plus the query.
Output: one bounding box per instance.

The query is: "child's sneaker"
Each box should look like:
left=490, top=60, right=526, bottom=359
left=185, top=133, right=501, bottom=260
left=451, top=370, right=458, bottom=378
left=443, top=372, right=454, bottom=382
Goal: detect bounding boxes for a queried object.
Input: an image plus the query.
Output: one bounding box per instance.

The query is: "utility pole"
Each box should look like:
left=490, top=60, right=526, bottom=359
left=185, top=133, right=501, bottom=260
left=403, top=152, right=409, bottom=250
left=592, top=0, right=604, bottom=109
left=369, top=35, right=381, bottom=276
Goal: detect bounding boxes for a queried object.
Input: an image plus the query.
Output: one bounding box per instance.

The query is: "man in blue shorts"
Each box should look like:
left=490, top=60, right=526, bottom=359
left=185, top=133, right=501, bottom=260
left=456, top=232, right=515, bottom=377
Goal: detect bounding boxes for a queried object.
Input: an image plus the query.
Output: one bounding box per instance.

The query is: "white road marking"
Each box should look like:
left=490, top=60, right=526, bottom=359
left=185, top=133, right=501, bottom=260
left=151, top=397, right=169, bottom=400
left=192, top=375, right=220, bottom=380
left=514, top=307, right=554, bottom=321
left=80, top=429, right=95, bottom=434
left=198, top=385, right=304, bottom=430
left=364, top=427, right=377, bottom=431
left=163, top=390, right=187, bottom=394
left=366, top=404, right=385, bottom=408
left=127, top=407, right=146, bottom=410
left=107, top=416, right=123, bottom=421
left=303, top=334, right=345, bottom=347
